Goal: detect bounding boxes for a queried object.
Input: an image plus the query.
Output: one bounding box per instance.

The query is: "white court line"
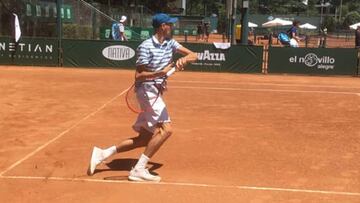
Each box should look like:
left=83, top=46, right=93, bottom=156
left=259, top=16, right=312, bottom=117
left=0, top=88, right=130, bottom=177
left=170, top=86, right=360, bottom=96
left=172, top=80, right=360, bottom=90
left=1, top=175, right=360, bottom=197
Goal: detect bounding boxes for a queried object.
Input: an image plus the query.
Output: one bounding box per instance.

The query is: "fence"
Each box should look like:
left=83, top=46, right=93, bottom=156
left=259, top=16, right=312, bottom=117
left=1, top=1, right=359, bottom=49
left=1, top=36, right=359, bottom=76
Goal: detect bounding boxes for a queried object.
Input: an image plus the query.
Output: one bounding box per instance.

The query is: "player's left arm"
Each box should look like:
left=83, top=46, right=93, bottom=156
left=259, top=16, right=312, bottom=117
left=293, top=30, right=302, bottom=42
left=120, top=32, right=128, bottom=41
left=121, top=31, right=128, bottom=41
left=175, top=46, right=197, bottom=71
left=119, top=24, right=128, bottom=41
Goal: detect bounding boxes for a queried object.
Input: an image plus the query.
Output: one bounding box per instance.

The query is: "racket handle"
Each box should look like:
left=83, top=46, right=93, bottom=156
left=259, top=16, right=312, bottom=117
left=166, top=67, right=176, bottom=77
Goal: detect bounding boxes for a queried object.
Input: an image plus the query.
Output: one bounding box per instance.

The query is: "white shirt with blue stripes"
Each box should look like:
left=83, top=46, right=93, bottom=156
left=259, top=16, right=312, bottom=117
left=136, top=36, right=181, bottom=84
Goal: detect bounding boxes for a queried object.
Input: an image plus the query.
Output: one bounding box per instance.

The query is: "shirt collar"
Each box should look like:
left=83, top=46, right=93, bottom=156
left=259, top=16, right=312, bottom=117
left=152, top=35, right=168, bottom=47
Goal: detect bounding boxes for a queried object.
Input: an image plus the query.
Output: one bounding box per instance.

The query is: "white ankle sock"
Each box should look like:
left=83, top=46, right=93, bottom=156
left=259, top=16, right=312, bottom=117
left=102, top=146, right=117, bottom=159
left=134, top=154, right=150, bottom=169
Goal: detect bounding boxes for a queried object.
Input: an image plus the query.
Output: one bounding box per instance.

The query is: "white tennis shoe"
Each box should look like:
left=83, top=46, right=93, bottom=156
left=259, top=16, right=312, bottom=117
left=128, top=168, right=161, bottom=182
left=87, top=147, right=104, bottom=176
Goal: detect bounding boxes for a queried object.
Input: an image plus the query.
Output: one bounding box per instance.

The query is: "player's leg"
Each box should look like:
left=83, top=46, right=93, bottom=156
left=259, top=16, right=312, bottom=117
left=95, top=128, right=153, bottom=160
left=115, top=128, right=153, bottom=153
left=129, top=84, right=172, bottom=182
left=128, top=123, right=172, bottom=182
left=87, top=128, right=153, bottom=176
left=143, top=122, right=172, bottom=158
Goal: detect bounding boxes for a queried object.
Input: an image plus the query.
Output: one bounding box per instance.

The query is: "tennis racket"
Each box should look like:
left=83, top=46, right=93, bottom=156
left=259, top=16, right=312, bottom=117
left=125, top=67, right=176, bottom=114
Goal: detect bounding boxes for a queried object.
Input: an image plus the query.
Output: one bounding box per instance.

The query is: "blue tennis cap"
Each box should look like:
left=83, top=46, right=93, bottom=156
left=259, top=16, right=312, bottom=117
left=152, top=13, right=178, bottom=28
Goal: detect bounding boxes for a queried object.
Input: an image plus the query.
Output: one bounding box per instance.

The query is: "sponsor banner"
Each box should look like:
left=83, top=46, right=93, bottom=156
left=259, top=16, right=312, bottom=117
left=102, top=45, right=136, bottom=61
left=268, top=47, right=358, bottom=75
left=181, top=43, right=263, bottom=73
left=63, top=40, right=263, bottom=73
left=0, top=37, right=58, bottom=66
left=63, top=40, right=140, bottom=68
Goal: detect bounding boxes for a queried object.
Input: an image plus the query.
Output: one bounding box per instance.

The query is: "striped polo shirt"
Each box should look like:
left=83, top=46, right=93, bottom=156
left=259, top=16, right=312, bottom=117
left=136, top=36, right=181, bottom=84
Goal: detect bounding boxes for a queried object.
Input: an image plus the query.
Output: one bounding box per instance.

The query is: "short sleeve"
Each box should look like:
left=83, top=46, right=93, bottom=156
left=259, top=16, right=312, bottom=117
left=136, top=44, right=150, bottom=66
left=170, top=39, right=182, bottom=51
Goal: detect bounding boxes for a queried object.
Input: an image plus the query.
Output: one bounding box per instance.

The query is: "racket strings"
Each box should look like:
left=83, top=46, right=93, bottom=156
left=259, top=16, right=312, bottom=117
left=125, top=82, right=163, bottom=114
left=125, top=65, right=174, bottom=114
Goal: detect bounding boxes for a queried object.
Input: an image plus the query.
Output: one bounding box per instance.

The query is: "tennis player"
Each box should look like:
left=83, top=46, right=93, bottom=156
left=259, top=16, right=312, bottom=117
left=112, top=15, right=127, bottom=41
left=119, top=15, right=128, bottom=41
left=88, top=13, right=197, bottom=182
left=288, top=20, right=301, bottom=48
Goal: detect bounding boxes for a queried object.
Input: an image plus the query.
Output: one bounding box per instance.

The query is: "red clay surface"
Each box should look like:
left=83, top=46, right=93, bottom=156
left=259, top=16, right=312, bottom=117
left=0, top=66, right=360, bottom=202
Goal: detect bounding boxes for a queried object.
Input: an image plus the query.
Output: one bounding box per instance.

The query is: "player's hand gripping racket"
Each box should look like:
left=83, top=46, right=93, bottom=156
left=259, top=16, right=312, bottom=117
left=125, top=66, right=176, bottom=114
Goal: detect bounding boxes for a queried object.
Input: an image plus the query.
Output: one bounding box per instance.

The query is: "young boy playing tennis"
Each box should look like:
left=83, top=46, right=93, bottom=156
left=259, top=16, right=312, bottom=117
left=87, top=13, right=197, bottom=182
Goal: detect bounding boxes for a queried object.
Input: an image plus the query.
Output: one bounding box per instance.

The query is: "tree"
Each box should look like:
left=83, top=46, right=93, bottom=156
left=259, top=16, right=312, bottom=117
left=145, top=0, right=173, bottom=13
left=343, top=11, right=360, bottom=27
left=250, top=0, right=320, bottom=15
left=323, top=15, right=336, bottom=31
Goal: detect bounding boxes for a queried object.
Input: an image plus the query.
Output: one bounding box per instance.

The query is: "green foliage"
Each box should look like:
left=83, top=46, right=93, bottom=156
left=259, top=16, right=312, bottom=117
left=347, top=1, right=360, bottom=13
left=255, top=0, right=319, bottom=15
left=186, top=0, right=203, bottom=15
left=186, top=0, right=225, bottom=16
left=187, top=0, right=360, bottom=32
left=323, top=16, right=336, bottom=32
left=217, top=4, right=228, bottom=33
left=145, top=0, right=170, bottom=13
left=343, top=11, right=360, bottom=27
left=63, top=24, right=93, bottom=39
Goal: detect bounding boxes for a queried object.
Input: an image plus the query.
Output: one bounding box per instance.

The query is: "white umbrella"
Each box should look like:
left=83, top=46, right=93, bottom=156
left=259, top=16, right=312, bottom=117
left=350, top=22, right=360, bottom=30
left=262, top=18, right=292, bottom=27
left=249, top=22, right=258, bottom=28
left=299, top=23, right=317, bottom=30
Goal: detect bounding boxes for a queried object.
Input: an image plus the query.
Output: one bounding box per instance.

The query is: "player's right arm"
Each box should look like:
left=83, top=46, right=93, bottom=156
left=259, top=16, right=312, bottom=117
left=291, top=29, right=302, bottom=42
left=135, top=64, right=174, bottom=82
left=175, top=46, right=197, bottom=71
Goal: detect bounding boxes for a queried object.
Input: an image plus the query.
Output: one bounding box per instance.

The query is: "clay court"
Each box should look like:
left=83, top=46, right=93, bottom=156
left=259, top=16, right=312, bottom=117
left=0, top=66, right=360, bottom=202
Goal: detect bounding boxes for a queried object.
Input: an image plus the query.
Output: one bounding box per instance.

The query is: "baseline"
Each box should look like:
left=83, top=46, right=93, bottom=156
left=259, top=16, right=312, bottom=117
left=1, top=175, right=360, bottom=197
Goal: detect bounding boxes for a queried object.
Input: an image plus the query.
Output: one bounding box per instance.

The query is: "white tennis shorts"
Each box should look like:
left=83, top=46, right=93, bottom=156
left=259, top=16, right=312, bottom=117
left=290, top=38, right=299, bottom=48
left=132, top=83, right=171, bottom=133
